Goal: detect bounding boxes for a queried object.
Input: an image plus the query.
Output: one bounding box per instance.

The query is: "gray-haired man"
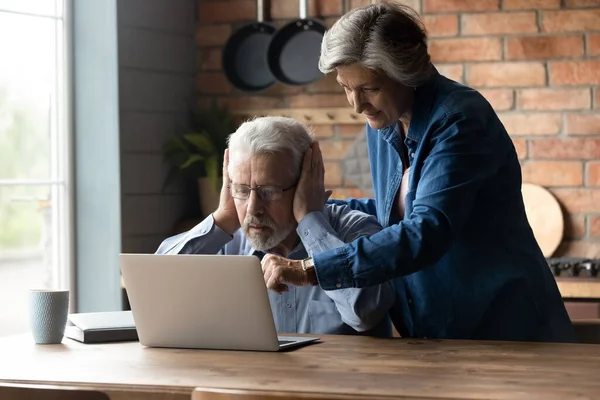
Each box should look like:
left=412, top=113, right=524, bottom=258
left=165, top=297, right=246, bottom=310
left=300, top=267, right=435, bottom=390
left=156, top=116, right=394, bottom=337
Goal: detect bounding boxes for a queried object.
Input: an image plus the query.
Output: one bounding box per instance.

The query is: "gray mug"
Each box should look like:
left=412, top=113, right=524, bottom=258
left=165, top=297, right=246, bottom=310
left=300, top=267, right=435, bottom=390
left=29, top=289, right=69, bottom=344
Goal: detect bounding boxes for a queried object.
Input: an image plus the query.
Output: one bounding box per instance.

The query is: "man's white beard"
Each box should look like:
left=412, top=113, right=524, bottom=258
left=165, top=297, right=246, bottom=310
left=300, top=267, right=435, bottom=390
left=242, top=214, right=295, bottom=251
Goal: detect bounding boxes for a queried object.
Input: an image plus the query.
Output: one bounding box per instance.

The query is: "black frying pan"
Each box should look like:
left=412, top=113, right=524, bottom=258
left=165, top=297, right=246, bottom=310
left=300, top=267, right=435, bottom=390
left=267, top=0, right=327, bottom=86
left=222, top=0, right=276, bottom=91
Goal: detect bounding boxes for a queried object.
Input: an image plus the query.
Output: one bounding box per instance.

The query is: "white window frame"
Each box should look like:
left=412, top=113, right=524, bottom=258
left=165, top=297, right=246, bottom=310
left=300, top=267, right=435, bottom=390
left=0, top=0, right=74, bottom=304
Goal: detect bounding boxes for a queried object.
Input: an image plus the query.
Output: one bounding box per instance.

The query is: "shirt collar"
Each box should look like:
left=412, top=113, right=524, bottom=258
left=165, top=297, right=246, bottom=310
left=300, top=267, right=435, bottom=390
left=247, top=239, right=307, bottom=260
left=377, top=65, right=441, bottom=144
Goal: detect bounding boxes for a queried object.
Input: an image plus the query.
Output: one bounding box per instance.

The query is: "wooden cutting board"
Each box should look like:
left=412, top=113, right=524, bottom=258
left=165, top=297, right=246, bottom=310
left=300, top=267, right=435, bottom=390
left=521, top=182, right=564, bottom=257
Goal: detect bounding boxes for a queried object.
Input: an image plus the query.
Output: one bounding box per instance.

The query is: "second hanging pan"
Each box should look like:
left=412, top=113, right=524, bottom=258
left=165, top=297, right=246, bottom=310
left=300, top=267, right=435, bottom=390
left=222, top=0, right=276, bottom=91
left=267, top=0, right=327, bottom=86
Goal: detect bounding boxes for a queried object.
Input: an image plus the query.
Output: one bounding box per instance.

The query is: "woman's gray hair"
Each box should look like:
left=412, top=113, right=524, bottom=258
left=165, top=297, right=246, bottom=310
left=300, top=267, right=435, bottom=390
left=319, top=1, right=432, bottom=87
left=227, top=116, right=313, bottom=182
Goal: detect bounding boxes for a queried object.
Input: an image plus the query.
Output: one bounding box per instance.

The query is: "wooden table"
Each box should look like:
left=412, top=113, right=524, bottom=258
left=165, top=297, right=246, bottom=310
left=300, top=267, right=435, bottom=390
left=1, top=334, right=599, bottom=400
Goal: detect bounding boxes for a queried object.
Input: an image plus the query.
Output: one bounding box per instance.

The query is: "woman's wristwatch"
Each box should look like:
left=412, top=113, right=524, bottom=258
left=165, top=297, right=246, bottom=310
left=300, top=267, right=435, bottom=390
left=301, top=257, right=318, bottom=286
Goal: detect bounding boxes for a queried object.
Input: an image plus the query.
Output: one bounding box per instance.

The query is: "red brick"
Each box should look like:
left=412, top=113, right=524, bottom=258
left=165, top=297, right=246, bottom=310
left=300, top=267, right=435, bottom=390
left=305, top=73, right=344, bottom=94
left=554, top=240, right=600, bottom=258
left=479, top=89, right=514, bottom=111
left=330, top=188, right=371, bottom=199
left=350, top=0, right=370, bottom=8
left=542, top=10, right=600, bottom=32
left=423, top=15, right=459, bottom=38
left=530, top=138, right=600, bottom=159
left=324, top=162, right=343, bottom=186
left=551, top=189, right=600, bottom=213
left=513, top=138, right=527, bottom=159
left=566, top=114, right=600, bottom=135
left=507, top=35, right=584, bottom=60
left=217, top=96, right=285, bottom=110
left=596, top=89, right=600, bottom=109
left=589, top=34, right=600, bottom=56
left=590, top=215, right=600, bottom=237
left=320, top=0, right=345, bottom=16
left=549, top=61, right=600, bottom=85
left=518, top=88, right=591, bottom=111
left=350, top=0, right=421, bottom=13
left=198, top=1, right=256, bottom=23
left=271, top=0, right=342, bottom=19
left=342, top=177, right=359, bottom=189
left=461, top=12, right=537, bottom=36
left=429, top=38, right=501, bottom=63
left=499, top=113, right=562, bottom=135
left=467, top=62, right=546, bottom=87
left=320, top=141, right=353, bottom=160
left=287, top=94, right=349, bottom=108
left=389, top=0, right=422, bottom=13
left=503, top=0, right=560, bottom=9
left=195, top=25, right=232, bottom=47
left=338, top=124, right=365, bottom=138
left=324, top=17, right=339, bottom=29
left=564, top=214, right=586, bottom=239
left=311, top=125, right=335, bottom=139
left=521, top=161, right=583, bottom=186
left=588, top=162, right=600, bottom=186
left=270, top=20, right=289, bottom=30
left=196, top=72, right=232, bottom=94
left=424, top=0, right=499, bottom=13
left=200, top=48, right=222, bottom=71
left=435, top=64, right=464, bottom=83
left=565, top=0, right=600, bottom=6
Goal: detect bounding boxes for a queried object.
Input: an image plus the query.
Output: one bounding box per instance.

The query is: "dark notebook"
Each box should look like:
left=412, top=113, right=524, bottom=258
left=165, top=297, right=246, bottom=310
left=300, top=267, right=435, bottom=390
left=64, top=310, right=138, bottom=344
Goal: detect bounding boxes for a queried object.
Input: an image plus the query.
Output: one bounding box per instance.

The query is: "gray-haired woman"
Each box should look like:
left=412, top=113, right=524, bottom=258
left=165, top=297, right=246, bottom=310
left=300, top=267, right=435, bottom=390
left=261, top=1, right=575, bottom=342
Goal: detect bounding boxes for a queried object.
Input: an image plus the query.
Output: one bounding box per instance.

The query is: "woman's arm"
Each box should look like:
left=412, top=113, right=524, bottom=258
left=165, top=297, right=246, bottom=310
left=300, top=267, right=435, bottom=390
left=327, top=197, right=377, bottom=216
left=314, top=112, right=506, bottom=289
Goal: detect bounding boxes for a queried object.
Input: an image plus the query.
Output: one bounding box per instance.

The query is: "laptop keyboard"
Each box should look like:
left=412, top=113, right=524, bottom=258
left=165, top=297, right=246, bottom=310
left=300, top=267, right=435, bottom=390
left=278, top=340, right=294, bottom=345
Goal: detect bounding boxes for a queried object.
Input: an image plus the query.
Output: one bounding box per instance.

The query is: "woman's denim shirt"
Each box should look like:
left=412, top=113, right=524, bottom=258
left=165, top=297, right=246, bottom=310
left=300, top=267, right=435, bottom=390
left=318, top=69, right=574, bottom=342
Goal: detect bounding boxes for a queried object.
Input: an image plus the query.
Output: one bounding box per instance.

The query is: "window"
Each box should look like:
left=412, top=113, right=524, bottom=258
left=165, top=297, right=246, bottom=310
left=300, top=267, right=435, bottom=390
left=0, top=0, right=72, bottom=337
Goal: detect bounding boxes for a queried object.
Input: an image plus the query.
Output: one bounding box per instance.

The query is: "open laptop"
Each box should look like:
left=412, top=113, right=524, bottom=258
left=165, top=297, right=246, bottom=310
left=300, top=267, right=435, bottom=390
left=119, top=253, right=319, bottom=351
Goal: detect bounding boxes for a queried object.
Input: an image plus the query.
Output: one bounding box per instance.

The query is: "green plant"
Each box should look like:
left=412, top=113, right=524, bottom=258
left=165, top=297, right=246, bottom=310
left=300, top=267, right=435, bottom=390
left=162, top=102, right=235, bottom=192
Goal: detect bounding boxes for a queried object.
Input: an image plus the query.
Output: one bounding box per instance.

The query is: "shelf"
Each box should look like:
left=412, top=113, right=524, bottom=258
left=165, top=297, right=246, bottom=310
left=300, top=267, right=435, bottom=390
left=556, top=278, right=600, bottom=299
left=231, top=107, right=367, bottom=125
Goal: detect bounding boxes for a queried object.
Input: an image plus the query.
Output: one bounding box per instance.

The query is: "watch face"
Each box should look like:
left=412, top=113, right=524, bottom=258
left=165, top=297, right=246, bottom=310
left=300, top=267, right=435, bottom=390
left=302, top=258, right=315, bottom=271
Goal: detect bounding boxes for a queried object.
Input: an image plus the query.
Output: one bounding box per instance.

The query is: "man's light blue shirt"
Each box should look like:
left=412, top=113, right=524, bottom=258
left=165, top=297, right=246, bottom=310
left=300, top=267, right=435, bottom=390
left=155, top=203, right=395, bottom=337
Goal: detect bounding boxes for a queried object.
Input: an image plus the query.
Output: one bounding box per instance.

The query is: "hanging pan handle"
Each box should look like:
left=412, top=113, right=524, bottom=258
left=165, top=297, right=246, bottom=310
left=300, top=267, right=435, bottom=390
left=257, top=0, right=264, bottom=22
left=299, top=0, right=308, bottom=19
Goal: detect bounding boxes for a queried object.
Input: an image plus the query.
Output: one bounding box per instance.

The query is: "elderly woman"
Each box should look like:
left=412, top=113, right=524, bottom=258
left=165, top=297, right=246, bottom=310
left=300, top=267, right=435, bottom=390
left=261, top=2, right=576, bottom=342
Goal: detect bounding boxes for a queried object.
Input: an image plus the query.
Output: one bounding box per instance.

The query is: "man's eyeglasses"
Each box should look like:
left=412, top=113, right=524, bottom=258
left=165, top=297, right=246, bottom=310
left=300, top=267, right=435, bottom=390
left=228, top=183, right=295, bottom=202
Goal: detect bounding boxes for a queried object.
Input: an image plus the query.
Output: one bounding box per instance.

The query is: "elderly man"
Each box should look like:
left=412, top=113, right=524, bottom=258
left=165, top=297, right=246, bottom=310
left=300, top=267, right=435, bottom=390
left=156, top=116, right=394, bottom=337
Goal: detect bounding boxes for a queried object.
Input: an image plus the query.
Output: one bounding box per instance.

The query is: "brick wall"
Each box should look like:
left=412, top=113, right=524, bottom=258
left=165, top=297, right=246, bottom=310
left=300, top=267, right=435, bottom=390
left=196, top=0, right=600, bottom=258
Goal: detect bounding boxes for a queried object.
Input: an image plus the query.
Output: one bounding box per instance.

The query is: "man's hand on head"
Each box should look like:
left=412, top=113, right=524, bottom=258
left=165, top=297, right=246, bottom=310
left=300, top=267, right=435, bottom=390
left=213, top=148, right=241, bottom=235
left=293, top=141, right=331, bottom=222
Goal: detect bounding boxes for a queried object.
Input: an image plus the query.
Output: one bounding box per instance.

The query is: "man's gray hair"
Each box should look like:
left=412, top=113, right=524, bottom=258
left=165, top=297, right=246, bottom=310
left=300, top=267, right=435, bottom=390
left=318, top=1, right=432, bottom=87
left=227, top=116, right=313, bottom=182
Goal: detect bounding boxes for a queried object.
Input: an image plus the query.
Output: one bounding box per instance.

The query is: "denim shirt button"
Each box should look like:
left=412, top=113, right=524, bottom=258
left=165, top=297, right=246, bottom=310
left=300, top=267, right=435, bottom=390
left=303, top=230, right=309, bottom=236
left=408, top=297, right=413, bottom=305
left=410, top=152, right=415, bottom=158
left=336, top=282, right=342, bottom=288
left=285, top=302, right=292, bottom=308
